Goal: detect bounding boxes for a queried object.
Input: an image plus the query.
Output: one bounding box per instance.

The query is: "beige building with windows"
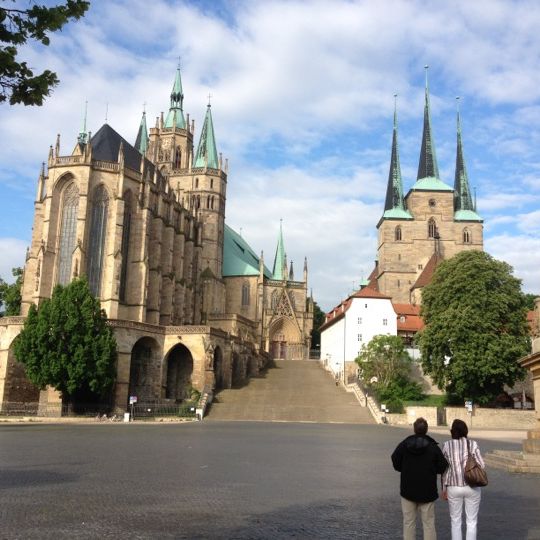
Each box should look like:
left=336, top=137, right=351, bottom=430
left=0, top=68, right=313, bottom=412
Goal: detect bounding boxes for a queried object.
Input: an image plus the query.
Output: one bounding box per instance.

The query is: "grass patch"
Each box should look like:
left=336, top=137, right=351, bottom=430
left=404, top=394, right=447, bottom=407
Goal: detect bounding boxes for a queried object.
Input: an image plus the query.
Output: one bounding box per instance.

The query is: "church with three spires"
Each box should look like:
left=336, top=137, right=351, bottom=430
left=0, top=68, right=313, bottom=412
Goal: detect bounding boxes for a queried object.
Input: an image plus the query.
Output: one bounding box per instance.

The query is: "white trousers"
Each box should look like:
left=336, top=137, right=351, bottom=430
left=447, top=485, right=481, bottom=540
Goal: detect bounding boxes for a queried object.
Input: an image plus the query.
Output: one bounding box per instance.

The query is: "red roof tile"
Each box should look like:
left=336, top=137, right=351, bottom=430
left=411, top=252, right=443, bottom=290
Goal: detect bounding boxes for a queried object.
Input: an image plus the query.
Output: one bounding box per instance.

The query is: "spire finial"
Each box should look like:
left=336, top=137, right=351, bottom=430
left=207, top=92, right=212, bottom=107
left=177, top=55, right=181, bottom=70
left=393, top=93, right=398, bottom=128
left=78, top=100, right=88, bottom=145
left=105, top=102, right=108, bottom=124
left=143, top=101, right=146, bottom=114
left=424, top=64, right=429, bottom=89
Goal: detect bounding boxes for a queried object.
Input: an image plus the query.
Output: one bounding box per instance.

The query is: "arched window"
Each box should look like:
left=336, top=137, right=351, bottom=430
left=207, top=195, right=211, bottom=208
left=210, top=178, right=214, bottom=189
left=241, top=282, right=250, bottom=306
left=57, top=182, right=79, bottom=285
left=196, top=195, right=200, bottom=209
left=395, top=226, right=402, bottom=241
left=87, top=185, right=109, bottom=296
left=174, top=146, right=181, bottom=169
left=428, top=218, right=437, bottom=239
left=271, top=290, right=279, bottom=309
left=463, top=228, right=471, bottom=244
left=119, top=191, right=132, bottom=302
left=195, top=178, right=199, bottom=188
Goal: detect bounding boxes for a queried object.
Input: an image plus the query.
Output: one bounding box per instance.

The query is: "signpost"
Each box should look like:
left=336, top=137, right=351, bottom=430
left=129, top=395, right=138, bottom=421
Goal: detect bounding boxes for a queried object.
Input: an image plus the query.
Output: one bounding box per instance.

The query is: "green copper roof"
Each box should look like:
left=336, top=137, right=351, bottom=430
left=453, top=103, right=478, bottom=217
left=134, top=111, right=149, bottom=155
left=382, top=97, right=412, bottom=221
left=272, top=221, right=287, bottom=280
left=194, top=104, right=219, bottom=168
left=417, top=67, right=440, bottom=182
left=164, top=68, right=186, bottom=129
left=411, top=176, right=453, bottom=191
left=454, top=209, right=483, bottom=222
left=223, top=224, right=272, bottom=277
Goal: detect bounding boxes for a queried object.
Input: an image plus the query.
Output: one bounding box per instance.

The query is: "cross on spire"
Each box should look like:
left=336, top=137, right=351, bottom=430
left=207, top=92, right=212, bottom=106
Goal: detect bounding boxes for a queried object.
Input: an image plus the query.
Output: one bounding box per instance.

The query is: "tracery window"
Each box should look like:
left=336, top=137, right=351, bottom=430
left=87, top=185, right=109, bottom=296
left=119, top=191, right=132, bottom=302
left=428, top=218, right=437, bottom=239
left=57, top=182, right=79, bottom=285
left=241, top=282, right=250, bottom=306
left=463, top=228, right=471, bottom=244
left=174, top=146, right=181, bottom=169
left=395, top=226, right=402, bottom=241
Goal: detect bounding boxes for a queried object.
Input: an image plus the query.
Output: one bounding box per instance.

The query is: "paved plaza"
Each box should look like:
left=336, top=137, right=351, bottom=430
left=0, top=422, right=538, bottom=539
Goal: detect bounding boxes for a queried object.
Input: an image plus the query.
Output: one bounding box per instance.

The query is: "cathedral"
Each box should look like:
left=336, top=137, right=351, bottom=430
left=0, top=68, right=313, bottom=412
left=369, top=71, right=483, bottom=304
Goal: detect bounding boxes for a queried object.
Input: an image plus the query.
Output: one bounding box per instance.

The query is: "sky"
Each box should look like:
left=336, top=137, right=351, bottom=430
left=1, top=0, right=539, bottom=311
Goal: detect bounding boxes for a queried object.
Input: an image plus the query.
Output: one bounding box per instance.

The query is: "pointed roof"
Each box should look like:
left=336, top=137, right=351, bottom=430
left=411, top=67, right=452, bottom=192
left=134, top=111, right=149, bottom=155
left=91, top=124, right=143, bottom=171
left=164, top=68, right=186, bottom=129
left=454, top=102, right=482, bottom=222
left=194, top=104, right=219, bottom=168
left=383, top=97, right=413, bottom=220
left=272, top=221, right=287, bottom=280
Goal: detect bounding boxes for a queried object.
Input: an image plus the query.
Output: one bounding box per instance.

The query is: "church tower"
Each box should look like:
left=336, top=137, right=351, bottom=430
left=375, top=68, right=483, bottom=304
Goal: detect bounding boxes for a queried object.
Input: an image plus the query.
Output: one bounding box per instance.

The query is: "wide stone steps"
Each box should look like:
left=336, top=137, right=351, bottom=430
left=206, top=360, right=374, bottom=424
left=484, top=449, right=540, bottom=473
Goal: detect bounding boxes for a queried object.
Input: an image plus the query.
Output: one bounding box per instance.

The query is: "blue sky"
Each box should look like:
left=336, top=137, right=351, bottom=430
left=1, top=0, right=539, bottom=310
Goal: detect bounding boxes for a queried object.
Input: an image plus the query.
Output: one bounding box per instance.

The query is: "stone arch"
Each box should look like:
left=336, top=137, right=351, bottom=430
left=231, top=351, right=243, bottom=387
left=128, top=337, right=161, bottom=403
left=164, top=343, right=194, bottom=401
left=269, top=317, right=302, bottom=360
left=213, top=346, right=225, bottom=391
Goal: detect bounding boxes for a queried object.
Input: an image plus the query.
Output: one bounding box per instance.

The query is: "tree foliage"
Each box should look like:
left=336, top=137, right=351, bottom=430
left=0, top=266, right=23, bottom=315
left=524, top=293, right=538, bottom=310
left=1, top=0, right=89, bottom=105
left=417, top=250, right=530, bottom=405
left=310, top=301, right=326, bottom=349
left=14, top=278, right=117, bottom=403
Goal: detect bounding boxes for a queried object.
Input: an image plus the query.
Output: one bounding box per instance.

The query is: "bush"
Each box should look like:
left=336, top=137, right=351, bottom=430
left=386, top=398, right=404, bottom=414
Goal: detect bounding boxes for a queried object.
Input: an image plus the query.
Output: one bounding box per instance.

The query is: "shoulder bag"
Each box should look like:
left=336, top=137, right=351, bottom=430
left=464, top=439, right=488, bottom=487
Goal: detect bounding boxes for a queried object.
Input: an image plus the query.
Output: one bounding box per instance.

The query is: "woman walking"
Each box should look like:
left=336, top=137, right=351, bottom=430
left=442, top=419, right=485, bottom=540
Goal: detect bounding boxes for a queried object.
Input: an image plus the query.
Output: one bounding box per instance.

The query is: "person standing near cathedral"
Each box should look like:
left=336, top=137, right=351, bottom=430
left=391, top=417, right=448, bottom=540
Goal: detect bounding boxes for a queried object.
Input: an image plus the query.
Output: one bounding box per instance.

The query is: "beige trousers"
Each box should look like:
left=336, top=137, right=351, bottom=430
left=401, top=497, right=436, bottom=540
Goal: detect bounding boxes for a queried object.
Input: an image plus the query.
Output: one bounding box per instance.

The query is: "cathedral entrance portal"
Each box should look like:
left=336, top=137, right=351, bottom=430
left=269, top=317, right=304, bottom=361
left=129, top=337, right=161, bottom=403
left=164, top=344, right=193, bottom=402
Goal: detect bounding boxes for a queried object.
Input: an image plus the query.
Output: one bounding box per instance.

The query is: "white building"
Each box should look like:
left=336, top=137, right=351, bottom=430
left=320, top=287, right=397, bottom=381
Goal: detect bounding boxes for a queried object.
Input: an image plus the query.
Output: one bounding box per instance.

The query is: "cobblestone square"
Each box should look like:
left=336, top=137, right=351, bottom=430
left=0, top=422, right=538, bottom=539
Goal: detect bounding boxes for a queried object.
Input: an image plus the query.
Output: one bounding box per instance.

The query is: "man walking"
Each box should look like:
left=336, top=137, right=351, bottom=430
left=391, top=417, right=448, bottom=540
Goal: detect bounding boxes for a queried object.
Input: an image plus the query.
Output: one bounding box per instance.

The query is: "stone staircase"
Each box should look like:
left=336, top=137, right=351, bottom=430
left=485, top=430, right=540, bottom=473
left=206, top=360, right=374, bottom=424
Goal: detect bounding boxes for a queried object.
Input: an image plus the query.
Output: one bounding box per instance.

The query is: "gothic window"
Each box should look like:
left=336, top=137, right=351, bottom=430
left=119, top=191, right=132, bottom=302
left=174, top=146, right=181, bottom=169
left=395, top=226, right=402, bottom=241
left=241, top=282, right=250, bottom=306
left=87, top=184, right=109, bottom=296
left=271, top=290, right=279, bottom=309
left=195, top=178, right=199, bottom=188
left=57, top=182, right=79, bottom=285
left=210, top=178, right=214, bottom=189
left=463, top=228, right=471, bottom=244
left=197, top=195, right=200, bottom=209
left=428, top=218, right=437, bottom=239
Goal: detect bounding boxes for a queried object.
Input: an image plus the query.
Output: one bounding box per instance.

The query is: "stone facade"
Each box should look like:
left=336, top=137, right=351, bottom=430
left=0, top=69, right=312, bottom=412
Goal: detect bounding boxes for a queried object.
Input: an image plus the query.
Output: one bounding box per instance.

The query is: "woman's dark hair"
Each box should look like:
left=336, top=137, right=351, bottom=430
left=450, top=419, right=468, bottom=439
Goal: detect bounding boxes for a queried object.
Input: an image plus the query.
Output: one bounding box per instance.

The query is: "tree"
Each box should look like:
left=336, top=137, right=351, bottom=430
left=0, top=266, right=23, bottom=315
left=13, top=278, right=117, bottom=405
left=1, top=0, right=89, bottom=105
left=524, top=293, right=538, bottom=310
left=417, top=250, right=530, bottom=405
left=310, top=301, right=326, bottom=349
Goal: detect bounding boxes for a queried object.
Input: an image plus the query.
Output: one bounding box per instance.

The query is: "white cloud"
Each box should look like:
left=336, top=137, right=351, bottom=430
left=0, top=239, right=27, bottom=282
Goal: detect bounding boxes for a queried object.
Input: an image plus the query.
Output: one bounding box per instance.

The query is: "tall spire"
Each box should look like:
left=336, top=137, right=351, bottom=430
left=382, top=95, right=411, bottom=220
left=272, top=220, right=287, bottom=280
left=417, top=66, right=440, bottom=181
left=135, top=109, right=149, bottom=155
left=78, top=100, right=88, bottom=145
left=194, top=103, right=219, bottom=169
left=164, top=67, right=186, bottom=129
left=453, top=97, right=482, bottom=221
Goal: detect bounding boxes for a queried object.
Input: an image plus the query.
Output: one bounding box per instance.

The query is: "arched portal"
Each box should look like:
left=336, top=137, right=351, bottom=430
left=164, top=344, right=193, bottom=401
left=269, top=317, right=302, bottom=360
left=231, top=352, right=243, bottom=387
left=213, top=346, right=225, bottom=391
left=128, top=337, right=160, bottom=403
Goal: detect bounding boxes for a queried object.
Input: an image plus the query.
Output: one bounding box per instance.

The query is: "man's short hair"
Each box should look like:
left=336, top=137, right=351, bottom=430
left=413, top=417, right=428, bottom=436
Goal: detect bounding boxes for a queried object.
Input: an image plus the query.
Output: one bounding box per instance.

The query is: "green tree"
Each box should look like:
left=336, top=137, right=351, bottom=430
left=310, top=301, right=325, bottom=349
left=0, top=266, right=23, bottom=315
left=417, top=251, right=530, bottom=405
left=13, top=278, right=117, bottom=405
left=524, top=293, right=538, bottom=310
left=1, top=0, right=89, bottom=105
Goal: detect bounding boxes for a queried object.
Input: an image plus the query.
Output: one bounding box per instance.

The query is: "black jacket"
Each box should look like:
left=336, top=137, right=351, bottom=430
left=391, top=434, right=448, bottom=503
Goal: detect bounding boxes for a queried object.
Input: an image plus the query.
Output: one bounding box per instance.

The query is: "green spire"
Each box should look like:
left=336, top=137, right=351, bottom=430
left=78, top=100, right=88, bottom=145
left=134, top=110, right=149, bottom=155
left=383, top=95, right=412, bottom=220
left=164, top=68, right=186, bottom=129
left=417, top=66, right=440, bottom=181
left=454, top=98, right=482, bottom=222
left=272, top=220, right=287, bottom=280
left=194, top=103, right=219, bottom=169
